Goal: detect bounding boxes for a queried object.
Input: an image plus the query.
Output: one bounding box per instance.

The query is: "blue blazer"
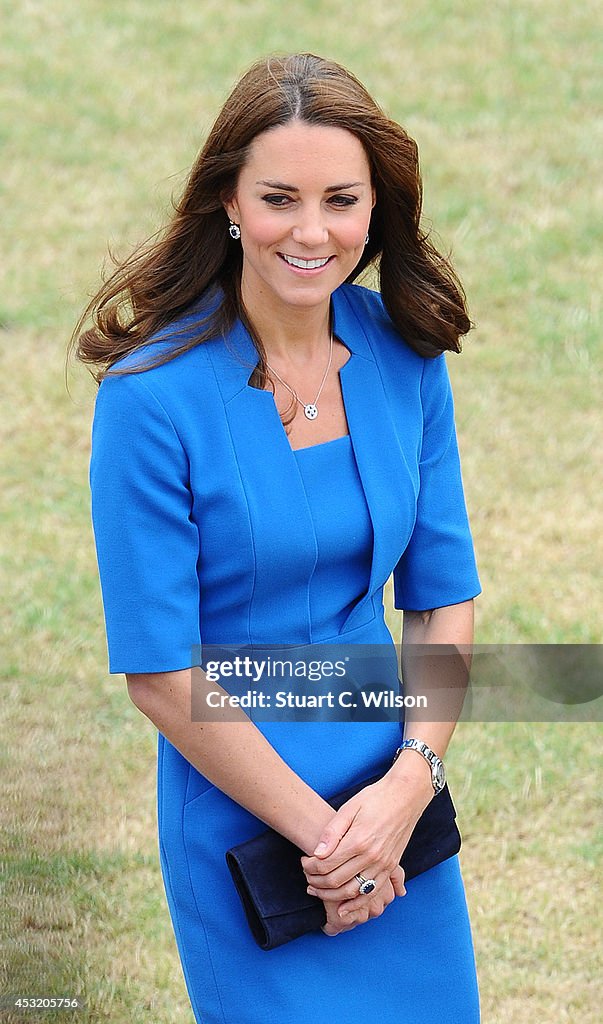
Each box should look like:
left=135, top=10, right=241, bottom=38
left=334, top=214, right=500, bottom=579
left=90, top=283, right=480, bottom=676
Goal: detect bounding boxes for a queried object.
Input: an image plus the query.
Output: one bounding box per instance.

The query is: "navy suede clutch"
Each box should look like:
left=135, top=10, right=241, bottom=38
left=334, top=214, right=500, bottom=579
left=226, top=769, right=461, bottom=950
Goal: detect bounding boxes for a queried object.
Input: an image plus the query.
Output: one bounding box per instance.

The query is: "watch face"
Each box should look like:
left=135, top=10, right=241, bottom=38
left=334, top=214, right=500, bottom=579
left=434, top=762, right=446, bottom=791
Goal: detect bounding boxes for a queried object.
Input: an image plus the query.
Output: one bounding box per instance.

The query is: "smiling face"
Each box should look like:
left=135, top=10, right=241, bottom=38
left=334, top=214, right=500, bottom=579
left=224, top=120, right=375, bottom=320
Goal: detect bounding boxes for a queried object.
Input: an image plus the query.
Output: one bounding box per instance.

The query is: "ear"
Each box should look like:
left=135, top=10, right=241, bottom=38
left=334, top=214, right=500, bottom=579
left=371, top=185, right=377, bottom=209
left=222, top=192, right=240, bottom=224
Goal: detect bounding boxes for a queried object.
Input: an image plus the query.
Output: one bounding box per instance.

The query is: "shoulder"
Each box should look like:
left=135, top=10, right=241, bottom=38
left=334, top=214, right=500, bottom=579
left=96, top=294, right=224, bottom=415
left=336, top=284, right=453, bottom=417
left=336, top=284, right=425, bottom=368
left=109, top=291, right=220, bottom=377
left=336, top=282, right=392, bottom=338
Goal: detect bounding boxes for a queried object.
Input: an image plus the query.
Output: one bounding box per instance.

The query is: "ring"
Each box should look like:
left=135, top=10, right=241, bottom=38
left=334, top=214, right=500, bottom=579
left=355, top=873, right=376, bottom=895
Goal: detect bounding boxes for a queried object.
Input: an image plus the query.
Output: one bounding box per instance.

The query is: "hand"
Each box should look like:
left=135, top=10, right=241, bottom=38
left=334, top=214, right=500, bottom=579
left=301, top=770, right=433, bottom=912
left=319, top=864, right=405, bottom=937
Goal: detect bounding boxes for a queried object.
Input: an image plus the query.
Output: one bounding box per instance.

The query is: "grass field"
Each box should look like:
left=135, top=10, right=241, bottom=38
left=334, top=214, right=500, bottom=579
left=1, top=1, right=601, bottom=1021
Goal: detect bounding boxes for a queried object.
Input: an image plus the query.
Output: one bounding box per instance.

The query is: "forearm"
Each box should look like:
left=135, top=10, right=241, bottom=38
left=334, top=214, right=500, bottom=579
left=302, top=599, right=475, bottom=911
left=126, top=668, right=334, bottom=854
left=385, top=599, right=474, bottom=794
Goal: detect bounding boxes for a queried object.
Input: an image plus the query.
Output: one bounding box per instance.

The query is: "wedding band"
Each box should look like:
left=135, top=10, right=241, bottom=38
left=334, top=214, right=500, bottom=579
left=355, top=873, right=376, bottom=895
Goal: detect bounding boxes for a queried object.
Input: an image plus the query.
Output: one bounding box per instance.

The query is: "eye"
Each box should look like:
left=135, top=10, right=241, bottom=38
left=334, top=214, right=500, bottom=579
left=329, top=195, right=360, bottom=207
left=262, top=194, right=294, bottom=207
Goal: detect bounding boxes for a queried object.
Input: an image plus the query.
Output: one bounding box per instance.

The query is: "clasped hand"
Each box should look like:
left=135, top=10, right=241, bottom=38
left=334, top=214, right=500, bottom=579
left=301, top=775, right=431, bottom=936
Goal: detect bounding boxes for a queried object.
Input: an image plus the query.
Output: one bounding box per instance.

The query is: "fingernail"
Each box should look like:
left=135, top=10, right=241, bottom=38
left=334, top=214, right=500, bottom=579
left=314, top=842, right=328, bottom=854
left=307, top=887, right=317, bottom=896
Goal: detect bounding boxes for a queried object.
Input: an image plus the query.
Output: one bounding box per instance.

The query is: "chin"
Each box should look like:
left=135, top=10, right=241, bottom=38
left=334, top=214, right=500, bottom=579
left=281, top=289, right=335, bottom=310
left=279, top=276, right=346, bottom=306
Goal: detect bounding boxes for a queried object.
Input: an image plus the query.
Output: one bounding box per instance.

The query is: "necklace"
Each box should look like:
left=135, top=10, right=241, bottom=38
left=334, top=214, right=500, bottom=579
left=265, top=334, right=334, bottom=420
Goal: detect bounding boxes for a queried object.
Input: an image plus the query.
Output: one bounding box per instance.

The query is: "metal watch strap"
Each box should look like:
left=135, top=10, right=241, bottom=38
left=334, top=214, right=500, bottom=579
left=393, top=738, right=446, bottom=794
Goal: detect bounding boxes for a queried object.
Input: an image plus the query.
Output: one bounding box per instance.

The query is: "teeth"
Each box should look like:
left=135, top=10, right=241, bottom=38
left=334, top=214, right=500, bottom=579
left=281, top=254, right=330, bottom=269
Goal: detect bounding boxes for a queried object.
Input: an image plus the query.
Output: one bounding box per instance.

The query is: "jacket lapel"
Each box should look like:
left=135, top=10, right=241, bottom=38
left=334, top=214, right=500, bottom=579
left=332, top=290, right=417, bottom=632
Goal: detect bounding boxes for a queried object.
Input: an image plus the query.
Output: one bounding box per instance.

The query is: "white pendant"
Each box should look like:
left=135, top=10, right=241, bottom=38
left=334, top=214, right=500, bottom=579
left=304, top=403, right=318, bottom=420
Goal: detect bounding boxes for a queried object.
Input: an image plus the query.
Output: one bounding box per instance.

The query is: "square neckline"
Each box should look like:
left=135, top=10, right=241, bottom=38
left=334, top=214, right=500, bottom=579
left=292, top=433, right=351, bottom=454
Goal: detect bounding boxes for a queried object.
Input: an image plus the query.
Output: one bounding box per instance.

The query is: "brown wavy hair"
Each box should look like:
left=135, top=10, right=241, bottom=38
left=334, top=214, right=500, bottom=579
left=70, top=53, right=471, bottom=384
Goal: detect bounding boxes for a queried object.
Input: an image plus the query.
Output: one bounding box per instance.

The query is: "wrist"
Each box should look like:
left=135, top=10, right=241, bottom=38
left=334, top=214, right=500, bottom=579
left=375, top=764, right=434, bottom=834
left=393, top=737, right=447, bottom=795
left=293, top=796, right=336, bottom=856
left=384, top=752, right=435, bottom=806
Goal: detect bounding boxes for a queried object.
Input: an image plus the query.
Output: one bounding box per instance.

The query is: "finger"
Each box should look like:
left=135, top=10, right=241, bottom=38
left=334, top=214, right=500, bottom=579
left=334, top=874, right=391, bottom=914
left=302, top=842, right=372, bottom=877
left=338, top=906, right=370, bottom=926
left=322, top=923, right=341, bottom=936
left=390, top=865, right=407, bottom=898
left=322, top=905, right=357, bottom=936
left=307, top=868, right=385, bottom=903
left=367, top=899, right=388, bottom=919
left=340, top=880, right=396, bottom=921
left=321, top=921, right=357, bottom=935
left=311, top=804, right=358, bottom=859
left=304, top=826, right=390, bottom=878
left=303, top=851, right=376, bottom=886
left=308, top=883, right=358, bottom=903
left=304, top=867, right=360, bottom=892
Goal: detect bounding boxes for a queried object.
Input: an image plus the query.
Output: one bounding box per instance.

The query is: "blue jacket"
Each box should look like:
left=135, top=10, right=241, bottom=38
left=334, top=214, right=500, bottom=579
left=90, top=283, right=480, bottom=676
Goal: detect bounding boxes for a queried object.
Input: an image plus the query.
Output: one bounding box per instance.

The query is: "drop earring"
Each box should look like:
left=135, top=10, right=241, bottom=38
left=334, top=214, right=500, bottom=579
left=228, top=220, right=241, bottom=240
left=364, top=233, right=369, bottom=246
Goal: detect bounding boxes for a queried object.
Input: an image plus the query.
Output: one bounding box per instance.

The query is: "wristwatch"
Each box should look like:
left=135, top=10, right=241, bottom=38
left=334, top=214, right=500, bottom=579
left=393, top=738, right=446, bottom=795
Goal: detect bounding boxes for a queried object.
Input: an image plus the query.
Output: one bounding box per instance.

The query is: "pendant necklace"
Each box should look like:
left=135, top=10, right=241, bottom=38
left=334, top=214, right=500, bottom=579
left=265, top=333, right=333, bottom=421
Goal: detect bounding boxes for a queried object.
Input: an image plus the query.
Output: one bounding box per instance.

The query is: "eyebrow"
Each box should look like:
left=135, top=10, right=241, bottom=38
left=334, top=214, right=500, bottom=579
left=256, top=180, right=366, bottom=192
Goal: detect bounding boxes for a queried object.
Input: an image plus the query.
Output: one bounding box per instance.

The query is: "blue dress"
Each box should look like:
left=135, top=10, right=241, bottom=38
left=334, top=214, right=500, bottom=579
left=90, top=284, right=481, bottom=1023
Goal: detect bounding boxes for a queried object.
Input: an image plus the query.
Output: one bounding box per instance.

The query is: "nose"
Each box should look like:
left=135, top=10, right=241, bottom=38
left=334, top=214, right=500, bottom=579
left=291, top=206, right=329, bottom=248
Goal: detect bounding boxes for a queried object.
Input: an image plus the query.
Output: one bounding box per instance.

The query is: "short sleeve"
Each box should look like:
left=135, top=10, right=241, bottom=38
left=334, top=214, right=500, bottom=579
left=393, top=354, right=481, bottom=611
left=89, top=372, right=201, bottom=674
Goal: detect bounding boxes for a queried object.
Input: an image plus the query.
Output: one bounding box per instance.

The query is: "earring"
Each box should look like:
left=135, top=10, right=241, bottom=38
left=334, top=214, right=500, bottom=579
left=364, top=233, right=369, bottom=246
left=228, top=220, right=241, bottom=240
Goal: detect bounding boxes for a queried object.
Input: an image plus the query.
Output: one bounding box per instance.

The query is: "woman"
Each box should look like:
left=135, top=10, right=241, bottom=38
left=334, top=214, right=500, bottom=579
left=74, top=53, right=481, bottom=1022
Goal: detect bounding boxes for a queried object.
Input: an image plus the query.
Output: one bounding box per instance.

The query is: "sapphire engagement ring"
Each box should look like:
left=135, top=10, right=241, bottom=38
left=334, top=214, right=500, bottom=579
left=355, top=874, right=377, bottom=895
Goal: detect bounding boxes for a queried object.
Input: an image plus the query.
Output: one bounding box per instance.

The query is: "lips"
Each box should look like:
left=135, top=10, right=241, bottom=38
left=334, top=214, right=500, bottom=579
left=279, top=253, right=333, bottom=270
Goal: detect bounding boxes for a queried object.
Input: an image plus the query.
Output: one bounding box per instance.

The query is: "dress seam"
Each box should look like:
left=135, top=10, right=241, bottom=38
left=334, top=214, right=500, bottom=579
left=158, top=735, right=228, bottom=1024
left=156, top=738, right=217, bottom=1023
left=204, top=350, right=257, bottom=647
left=180, top=809, right=229, bottom=1024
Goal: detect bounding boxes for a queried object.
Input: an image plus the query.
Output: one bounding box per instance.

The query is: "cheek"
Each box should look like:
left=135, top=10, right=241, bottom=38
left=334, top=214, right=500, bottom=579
left=337, top=220, right=369, bottom=251
left=242, top=211, right=283, bottom=249
left=336, top=204, right=373, bottom=250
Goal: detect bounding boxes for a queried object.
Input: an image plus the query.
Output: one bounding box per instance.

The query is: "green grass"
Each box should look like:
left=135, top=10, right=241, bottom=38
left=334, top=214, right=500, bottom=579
left=2, top=1, right=602, bottom=1021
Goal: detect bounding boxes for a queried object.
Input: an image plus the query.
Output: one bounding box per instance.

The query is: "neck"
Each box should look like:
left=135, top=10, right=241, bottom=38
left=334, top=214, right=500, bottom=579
left=240, top=279, right=331, bottom=365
